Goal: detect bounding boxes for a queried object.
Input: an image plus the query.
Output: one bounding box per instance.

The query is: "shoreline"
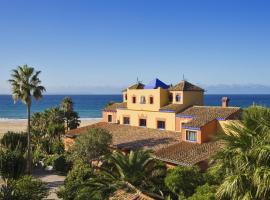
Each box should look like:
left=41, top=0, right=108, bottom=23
left=0, top=118, right=101, bottom=135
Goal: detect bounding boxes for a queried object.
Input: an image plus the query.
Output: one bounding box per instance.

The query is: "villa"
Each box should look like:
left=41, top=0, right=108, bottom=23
left=65, top=78, right=241, bottom=168
left=103, top=78, right=241, bottom=144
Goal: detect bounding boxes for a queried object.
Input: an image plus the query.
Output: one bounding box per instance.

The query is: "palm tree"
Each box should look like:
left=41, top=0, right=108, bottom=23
left=60, top=97, right=80, bottom=131
left=213, top=105, right=270, bottom=200
left=87, top=149, right=167, bottom=199
left=8, top=65, right=45, bottom=174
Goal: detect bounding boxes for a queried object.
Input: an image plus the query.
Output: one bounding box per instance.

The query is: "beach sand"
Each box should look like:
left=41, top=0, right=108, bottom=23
left=0, top=118, right=101, bottom=137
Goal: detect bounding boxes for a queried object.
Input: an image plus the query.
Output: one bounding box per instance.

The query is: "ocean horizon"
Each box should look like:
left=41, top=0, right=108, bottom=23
left=0, top=94, right=270, bottom=120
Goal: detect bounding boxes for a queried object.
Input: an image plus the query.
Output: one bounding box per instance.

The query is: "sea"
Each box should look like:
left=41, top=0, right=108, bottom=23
left=0, top=94, right=269, bottom=120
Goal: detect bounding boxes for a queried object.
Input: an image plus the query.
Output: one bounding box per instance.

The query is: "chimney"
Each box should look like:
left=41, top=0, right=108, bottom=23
left=221, top=97, right=230, bottom=107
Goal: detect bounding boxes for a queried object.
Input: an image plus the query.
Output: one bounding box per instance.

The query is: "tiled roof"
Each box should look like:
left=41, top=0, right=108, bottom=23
left=159, top=104, right=189, bottom=113
left=144, top=78, right=169, bottom=89
left=178, top=106, right=241, bottom=128
left=122, top=83, right=145, bottom=92
left=155, top=141, right=224, bottom=166
left=103, top=102, right=127, bottom=111
left=169, top=80, right=204, bottom=92
left=66, top=122, right=180, bottom=151
left=110, top=188, right=155, bottom=200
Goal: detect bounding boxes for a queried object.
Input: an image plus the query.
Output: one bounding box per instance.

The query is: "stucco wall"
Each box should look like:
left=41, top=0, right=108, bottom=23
left=182, top=91, right=204, bottom=106
left=175, top=117, right=193, bottom=132
left=64, top=137, right=75, bottom=150
left=116, top=109, right=176, bottom=131
left=126, top=88, right=169, bottom=111
left=102, top=111, right=117, bottom=123
left=200, top=120, right=218, bottom=143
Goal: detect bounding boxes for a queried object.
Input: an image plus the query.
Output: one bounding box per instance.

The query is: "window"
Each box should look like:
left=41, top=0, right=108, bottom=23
left=149, top=96, right=154, bottom=104
left=169, top=94, right=173, bottom=102
left=132, top=96, right=136, bottom=103
left=157, top=120, right=165, bottom=129
left=186, top=130, right=197, bottom=142
left=140, top=96, right=146, bottom=104
left=125, top=94, right=127, bottom=100
left=176, top=94, right=181, bottom=102
left=139, top=119, right=147, bottom=127
left=123, top=117, right=130, bottom=125
left=108, top=115, right=112, bottom=123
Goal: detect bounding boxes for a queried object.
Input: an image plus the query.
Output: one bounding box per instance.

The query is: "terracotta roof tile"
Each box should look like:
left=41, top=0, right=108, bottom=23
left=177, top=106, right=241, bottom=128
left=169, top=80, right=204, bottom=92
left=122, top=83, right=145, bottom=92
left=103, top=102, right=127, bottom=112
left=66, top=122, right=180, bottom=151
left=159, top=104, right=189, bottom=113
left=155, top=141, right=224, bottom=165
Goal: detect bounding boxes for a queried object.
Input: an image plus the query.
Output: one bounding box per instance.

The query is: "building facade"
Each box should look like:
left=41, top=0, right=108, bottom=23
left=103, top=78, right=241, bottom=144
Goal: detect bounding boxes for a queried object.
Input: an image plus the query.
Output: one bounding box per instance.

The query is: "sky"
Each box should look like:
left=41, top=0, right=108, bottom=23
left=0, top=0, right=270, bottom=94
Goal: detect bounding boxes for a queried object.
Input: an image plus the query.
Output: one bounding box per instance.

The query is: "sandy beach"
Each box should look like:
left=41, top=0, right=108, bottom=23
left=0, top=118, right=101, bottom=136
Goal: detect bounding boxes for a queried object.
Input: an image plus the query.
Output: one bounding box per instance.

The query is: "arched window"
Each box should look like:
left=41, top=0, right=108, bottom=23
left=132, top=96, right=136, bottom=103
left=149, top=96, right=154, bottom=104
left=176, top=94, right=181, bottom=102
left=140, top=96, right=146, bottom=104
left=125, top=94, right=127, bottom=100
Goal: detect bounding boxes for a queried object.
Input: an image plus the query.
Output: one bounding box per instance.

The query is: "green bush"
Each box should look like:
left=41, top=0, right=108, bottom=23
left=14, top=175, right=49, bottom=200
left=165, top=166, right=204, bottom=198
left=51, top=140, right=65, bottom=154
left=32, top=146, right=46, bottom=166
left=1, top=132, right=27, bottom=152
left=44, top=154, right=58, bottom=167
left=0, top=150, right=26, bottom=179
left=57, top=161, right=94, bottom=200
left=187, top=184, right=217, bottom=200
left=53, top=154, right=71, bottom=173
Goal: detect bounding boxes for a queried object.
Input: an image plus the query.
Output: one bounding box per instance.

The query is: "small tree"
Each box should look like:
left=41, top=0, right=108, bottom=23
left=68, top=128, right=112, bottom=163
left=60, top=97, right=80, bottom=131
left=165, top=166, right=204, bottom=199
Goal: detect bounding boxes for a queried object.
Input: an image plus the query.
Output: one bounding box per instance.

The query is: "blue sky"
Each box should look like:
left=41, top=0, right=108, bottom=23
left=0, top=0, right=270, bottom=94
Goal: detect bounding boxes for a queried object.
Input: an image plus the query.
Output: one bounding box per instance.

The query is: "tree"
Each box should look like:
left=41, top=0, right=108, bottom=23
left=68, top=128, right=112, bottom=163
left=87, top=149, right=167, bottom=199
left=9, top=65, right=46, bottom=174
left=165, top=166, right=204, bottom=199
left=213, top=105, right=270, bottom=200
left=1, top=131, right=27, bottom=152
left=60, top=97, right=80, bottom=131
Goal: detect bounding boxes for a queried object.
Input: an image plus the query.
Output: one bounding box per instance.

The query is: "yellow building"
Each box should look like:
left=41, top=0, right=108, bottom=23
left=103, top=78, right=241, bottom=144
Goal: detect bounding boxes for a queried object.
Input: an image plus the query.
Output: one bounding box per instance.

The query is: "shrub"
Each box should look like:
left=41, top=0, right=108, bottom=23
left=187, top=184, right=217, bottom=200
left=165, top=166, right=204, bottom=198
left=44, top=154, right=58, bottom=167
left=53, top=154, right=71, bottom=173
left=57, top=161, right=94, bottom=200
left=13, top=175, right=49, bottom=200
left=68, top=128, right=112, bottom=163
left=32, top=146, right=46, bottom=166
left=0, top=150, right=26, bottom=179
left=0, top=132, right=27, bottom=152
left=51, top=140, right=65, bottom=154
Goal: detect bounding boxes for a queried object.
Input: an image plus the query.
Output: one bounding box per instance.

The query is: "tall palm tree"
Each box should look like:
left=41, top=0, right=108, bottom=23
left=8, top=65, right=46, bottom=174
left=213, top=105, right=270, bottom=200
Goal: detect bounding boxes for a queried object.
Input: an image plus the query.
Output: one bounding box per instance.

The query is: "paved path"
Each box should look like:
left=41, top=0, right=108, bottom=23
left=33, top=168, right=65, bottom=200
